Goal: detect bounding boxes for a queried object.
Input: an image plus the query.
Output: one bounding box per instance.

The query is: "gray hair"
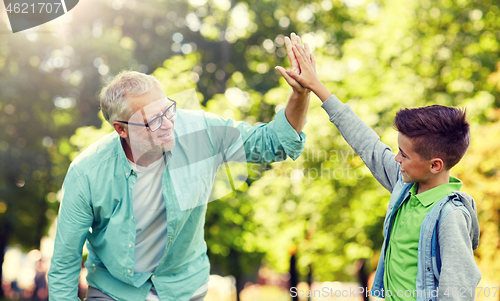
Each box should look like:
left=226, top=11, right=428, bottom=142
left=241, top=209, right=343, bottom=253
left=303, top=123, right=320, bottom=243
left=100, top=70, right=162, bottom=125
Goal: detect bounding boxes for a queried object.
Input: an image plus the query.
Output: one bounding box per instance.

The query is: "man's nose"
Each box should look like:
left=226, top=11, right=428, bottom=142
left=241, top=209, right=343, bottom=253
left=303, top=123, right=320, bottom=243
left=160, top=115, right=174, bottom=129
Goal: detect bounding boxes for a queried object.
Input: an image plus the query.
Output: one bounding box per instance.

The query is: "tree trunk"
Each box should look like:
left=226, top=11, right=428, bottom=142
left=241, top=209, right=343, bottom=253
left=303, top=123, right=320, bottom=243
left=307, top=264, right=313, bottom=301
left=290, top=253, right=298, bottom=301
left=357, top=259, right=369, bottom=301
left=0, top=219, right=12, bottom=299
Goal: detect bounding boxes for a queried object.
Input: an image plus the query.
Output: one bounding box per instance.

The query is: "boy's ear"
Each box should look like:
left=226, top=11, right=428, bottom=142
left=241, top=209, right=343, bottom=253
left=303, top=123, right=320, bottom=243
left=430, top=158, right=445, bottom=174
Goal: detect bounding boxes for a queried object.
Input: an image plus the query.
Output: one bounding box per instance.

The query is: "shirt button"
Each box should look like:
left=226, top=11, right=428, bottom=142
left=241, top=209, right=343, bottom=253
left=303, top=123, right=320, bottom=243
left=152, top=275, right=155, bottom=279
left=131, top=216, right=134, bottom=220
left=128, top=270, right=131, bottom=273
left=129, top=244, right=132, bottom=248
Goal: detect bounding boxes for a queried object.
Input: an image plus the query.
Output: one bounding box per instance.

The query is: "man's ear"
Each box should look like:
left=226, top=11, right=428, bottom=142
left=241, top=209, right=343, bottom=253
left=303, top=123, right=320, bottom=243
left=113, top=121, right=128, bottom=139
left=430, top=158, right=445, bottom=174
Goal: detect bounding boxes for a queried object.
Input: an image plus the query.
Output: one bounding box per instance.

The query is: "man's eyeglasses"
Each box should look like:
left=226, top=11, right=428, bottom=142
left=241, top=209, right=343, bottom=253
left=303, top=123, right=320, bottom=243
left=117, top=99, right=176, bottom=132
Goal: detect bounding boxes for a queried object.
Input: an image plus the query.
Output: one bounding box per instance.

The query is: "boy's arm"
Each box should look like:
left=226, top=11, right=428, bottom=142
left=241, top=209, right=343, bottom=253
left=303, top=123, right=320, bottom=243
left=437, top=209, right=481, bottom=301
left=285, top=42, right=400, bottom=191
left=321, top=96, right=400, bottom=191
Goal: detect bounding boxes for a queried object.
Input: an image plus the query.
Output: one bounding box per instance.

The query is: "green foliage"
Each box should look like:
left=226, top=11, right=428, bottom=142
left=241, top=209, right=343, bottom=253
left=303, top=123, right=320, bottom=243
left=1, top=0, right=500, bottom=290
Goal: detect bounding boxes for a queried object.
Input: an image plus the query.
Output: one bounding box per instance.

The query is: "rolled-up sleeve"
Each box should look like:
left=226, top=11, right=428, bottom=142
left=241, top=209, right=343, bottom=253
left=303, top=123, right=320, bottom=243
left=204, top=108, right=306, bottom=163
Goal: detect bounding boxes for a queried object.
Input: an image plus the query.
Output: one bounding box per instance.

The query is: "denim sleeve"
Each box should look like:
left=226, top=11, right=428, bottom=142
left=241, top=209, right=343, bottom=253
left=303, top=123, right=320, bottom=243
left=437, top=209, right=481, bottom=301
left=321, top=95, right=400, bottom=192
left=204, top=108, right=306, bottom=163
left=48, top=165, right=93, bottom=301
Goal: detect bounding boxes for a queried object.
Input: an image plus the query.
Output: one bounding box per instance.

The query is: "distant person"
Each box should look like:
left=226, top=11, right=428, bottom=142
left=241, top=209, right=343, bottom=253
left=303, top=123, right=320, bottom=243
left=48, top=36, right=311, bottom=301
left=277, top=40, right=481, bottom=300
left=33, top=259, right=48, bottom=301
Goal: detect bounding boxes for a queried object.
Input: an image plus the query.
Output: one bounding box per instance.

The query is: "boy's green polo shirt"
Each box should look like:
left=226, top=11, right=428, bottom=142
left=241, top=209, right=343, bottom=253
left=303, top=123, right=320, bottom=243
left=384, top=177, right=462, bottom=300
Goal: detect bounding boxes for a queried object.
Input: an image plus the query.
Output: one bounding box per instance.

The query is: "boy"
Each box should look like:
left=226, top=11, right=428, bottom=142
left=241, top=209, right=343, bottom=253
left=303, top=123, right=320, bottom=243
left=277, top=41, right=481, bottom=300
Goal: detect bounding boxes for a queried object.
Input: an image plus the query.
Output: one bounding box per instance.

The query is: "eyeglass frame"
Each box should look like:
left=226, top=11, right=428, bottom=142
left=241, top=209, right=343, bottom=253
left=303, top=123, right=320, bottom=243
left=116, top=99, right=177, bottom=132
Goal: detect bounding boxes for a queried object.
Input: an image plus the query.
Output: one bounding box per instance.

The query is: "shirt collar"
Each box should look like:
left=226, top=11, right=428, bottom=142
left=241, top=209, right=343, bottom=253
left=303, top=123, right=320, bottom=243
left=410, top=177, right=463, bottom=207
left=118, top=135, right=173, bottom=179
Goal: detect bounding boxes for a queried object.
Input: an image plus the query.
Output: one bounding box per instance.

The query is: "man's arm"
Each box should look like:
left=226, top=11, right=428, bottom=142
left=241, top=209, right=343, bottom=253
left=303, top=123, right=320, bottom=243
left=438, top=209, right=481, bottom=301
left=284, top=89, right=310, bottom=135
left=48, top=166, right=93, bottom=301
left=276, top=33, right=311, bottom=135
left=204, top=108, right=306, bottom=163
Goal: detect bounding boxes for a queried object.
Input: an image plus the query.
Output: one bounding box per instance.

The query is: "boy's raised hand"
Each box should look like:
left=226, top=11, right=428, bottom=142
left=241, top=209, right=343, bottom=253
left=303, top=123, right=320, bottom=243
left=286, top=43, right=318, bottom=90
left=288, top=43, right=332, bottom=102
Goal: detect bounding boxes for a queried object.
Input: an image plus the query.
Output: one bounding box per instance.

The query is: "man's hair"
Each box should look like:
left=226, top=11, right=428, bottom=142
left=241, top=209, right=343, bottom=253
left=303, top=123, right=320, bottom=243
left=100, top=71, right=162, bottom=125
left=394, top=105, right=470, bottom=170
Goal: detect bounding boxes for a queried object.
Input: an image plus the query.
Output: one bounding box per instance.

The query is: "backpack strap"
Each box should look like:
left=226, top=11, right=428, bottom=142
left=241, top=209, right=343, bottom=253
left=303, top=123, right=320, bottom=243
left=431, top=193, right=472, bottom=281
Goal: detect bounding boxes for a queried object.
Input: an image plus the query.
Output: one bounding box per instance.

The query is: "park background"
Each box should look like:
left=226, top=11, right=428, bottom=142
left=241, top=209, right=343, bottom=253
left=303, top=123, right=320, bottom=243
left=1, top=0, right=500, bottom=300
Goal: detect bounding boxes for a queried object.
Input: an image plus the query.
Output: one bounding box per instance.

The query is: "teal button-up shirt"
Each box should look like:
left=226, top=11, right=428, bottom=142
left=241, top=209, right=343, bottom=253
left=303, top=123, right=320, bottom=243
left=48, top=108, right=305, bottom=301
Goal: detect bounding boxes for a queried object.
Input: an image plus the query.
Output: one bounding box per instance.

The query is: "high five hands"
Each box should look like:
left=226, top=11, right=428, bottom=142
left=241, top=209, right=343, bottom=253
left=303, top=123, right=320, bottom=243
left=276, top=33, right=333, bottom=102
left=275, top=33, right=316, bottom=94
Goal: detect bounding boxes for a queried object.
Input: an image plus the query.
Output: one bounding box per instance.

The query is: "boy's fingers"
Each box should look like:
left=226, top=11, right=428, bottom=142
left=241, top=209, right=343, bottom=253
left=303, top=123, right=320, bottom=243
left=310, top=53, right=317, bottom=73
left=292, top=45, right=306, bottom=64
left=293, top=47, right=310, bottom=73
left=304, top=43, right=311, bottom=57
left=294, top=45, right=307, bottom=61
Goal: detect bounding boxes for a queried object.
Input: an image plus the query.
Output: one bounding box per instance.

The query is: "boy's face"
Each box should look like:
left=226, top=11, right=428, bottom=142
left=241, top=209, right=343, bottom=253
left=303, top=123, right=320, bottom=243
left=395, top=133, right=434, bottom=184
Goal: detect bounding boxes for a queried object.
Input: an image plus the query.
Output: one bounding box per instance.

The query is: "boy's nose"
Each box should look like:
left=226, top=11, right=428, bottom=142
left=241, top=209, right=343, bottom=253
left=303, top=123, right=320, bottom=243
left=395, top=152, right=402, bottom=163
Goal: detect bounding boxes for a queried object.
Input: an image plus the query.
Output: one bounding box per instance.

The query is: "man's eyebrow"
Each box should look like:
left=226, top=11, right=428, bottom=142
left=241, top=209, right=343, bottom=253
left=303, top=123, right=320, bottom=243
left=146, top=102, right=171, bottom=119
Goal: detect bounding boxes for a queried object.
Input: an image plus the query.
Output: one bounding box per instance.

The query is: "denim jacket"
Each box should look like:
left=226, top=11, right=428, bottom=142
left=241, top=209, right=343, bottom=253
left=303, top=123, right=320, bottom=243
left=370, top=176, right=480, bottom=300
left=321, top=95, right=480, bottom=301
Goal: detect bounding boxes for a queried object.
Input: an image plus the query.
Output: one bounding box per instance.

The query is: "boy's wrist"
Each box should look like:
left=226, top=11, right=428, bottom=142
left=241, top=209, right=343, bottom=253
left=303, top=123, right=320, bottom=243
left=310, top=81, right=332, bottom=102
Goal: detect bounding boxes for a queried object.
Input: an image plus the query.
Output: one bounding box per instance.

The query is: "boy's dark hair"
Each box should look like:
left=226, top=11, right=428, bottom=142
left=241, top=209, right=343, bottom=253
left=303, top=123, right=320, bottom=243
left=394, top=105, right=470, bottom=170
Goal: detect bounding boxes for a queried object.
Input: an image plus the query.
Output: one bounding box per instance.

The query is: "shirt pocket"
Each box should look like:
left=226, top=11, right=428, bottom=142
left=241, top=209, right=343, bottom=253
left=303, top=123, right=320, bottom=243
left=170, top=155, right=221, bottom=211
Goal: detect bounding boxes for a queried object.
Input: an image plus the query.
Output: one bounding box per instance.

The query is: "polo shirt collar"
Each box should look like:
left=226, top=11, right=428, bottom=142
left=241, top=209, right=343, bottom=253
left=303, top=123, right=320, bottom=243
left=410, top=177, right=463, bottom=207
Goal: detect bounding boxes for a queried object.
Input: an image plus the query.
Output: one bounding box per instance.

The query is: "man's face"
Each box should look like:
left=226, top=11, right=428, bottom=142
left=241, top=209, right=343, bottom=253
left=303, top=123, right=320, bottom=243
left=126, top=86, right=176, bottom=158
left=394, top=133, right=432, bottom=184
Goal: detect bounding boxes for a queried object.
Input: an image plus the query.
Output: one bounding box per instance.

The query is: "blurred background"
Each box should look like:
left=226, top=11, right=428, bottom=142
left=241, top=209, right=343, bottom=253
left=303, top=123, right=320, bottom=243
left=0, top=0, right=499, bottom=300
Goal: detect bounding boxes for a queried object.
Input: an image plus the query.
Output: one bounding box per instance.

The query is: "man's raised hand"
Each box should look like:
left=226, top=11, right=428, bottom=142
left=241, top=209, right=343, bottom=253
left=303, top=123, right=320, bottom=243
left=275, top=33, right=308, bottom=94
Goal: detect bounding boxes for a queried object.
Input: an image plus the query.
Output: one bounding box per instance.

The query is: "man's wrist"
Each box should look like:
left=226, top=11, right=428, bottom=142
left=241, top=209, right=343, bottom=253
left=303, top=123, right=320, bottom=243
left=292, top=88, right=310, bottom=97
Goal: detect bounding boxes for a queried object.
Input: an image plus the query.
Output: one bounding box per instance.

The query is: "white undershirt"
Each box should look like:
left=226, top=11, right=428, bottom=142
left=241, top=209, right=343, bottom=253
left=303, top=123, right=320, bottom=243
left=129, top=157, right=168, bottom=274
left=129, top=156, right=208, bottom=301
